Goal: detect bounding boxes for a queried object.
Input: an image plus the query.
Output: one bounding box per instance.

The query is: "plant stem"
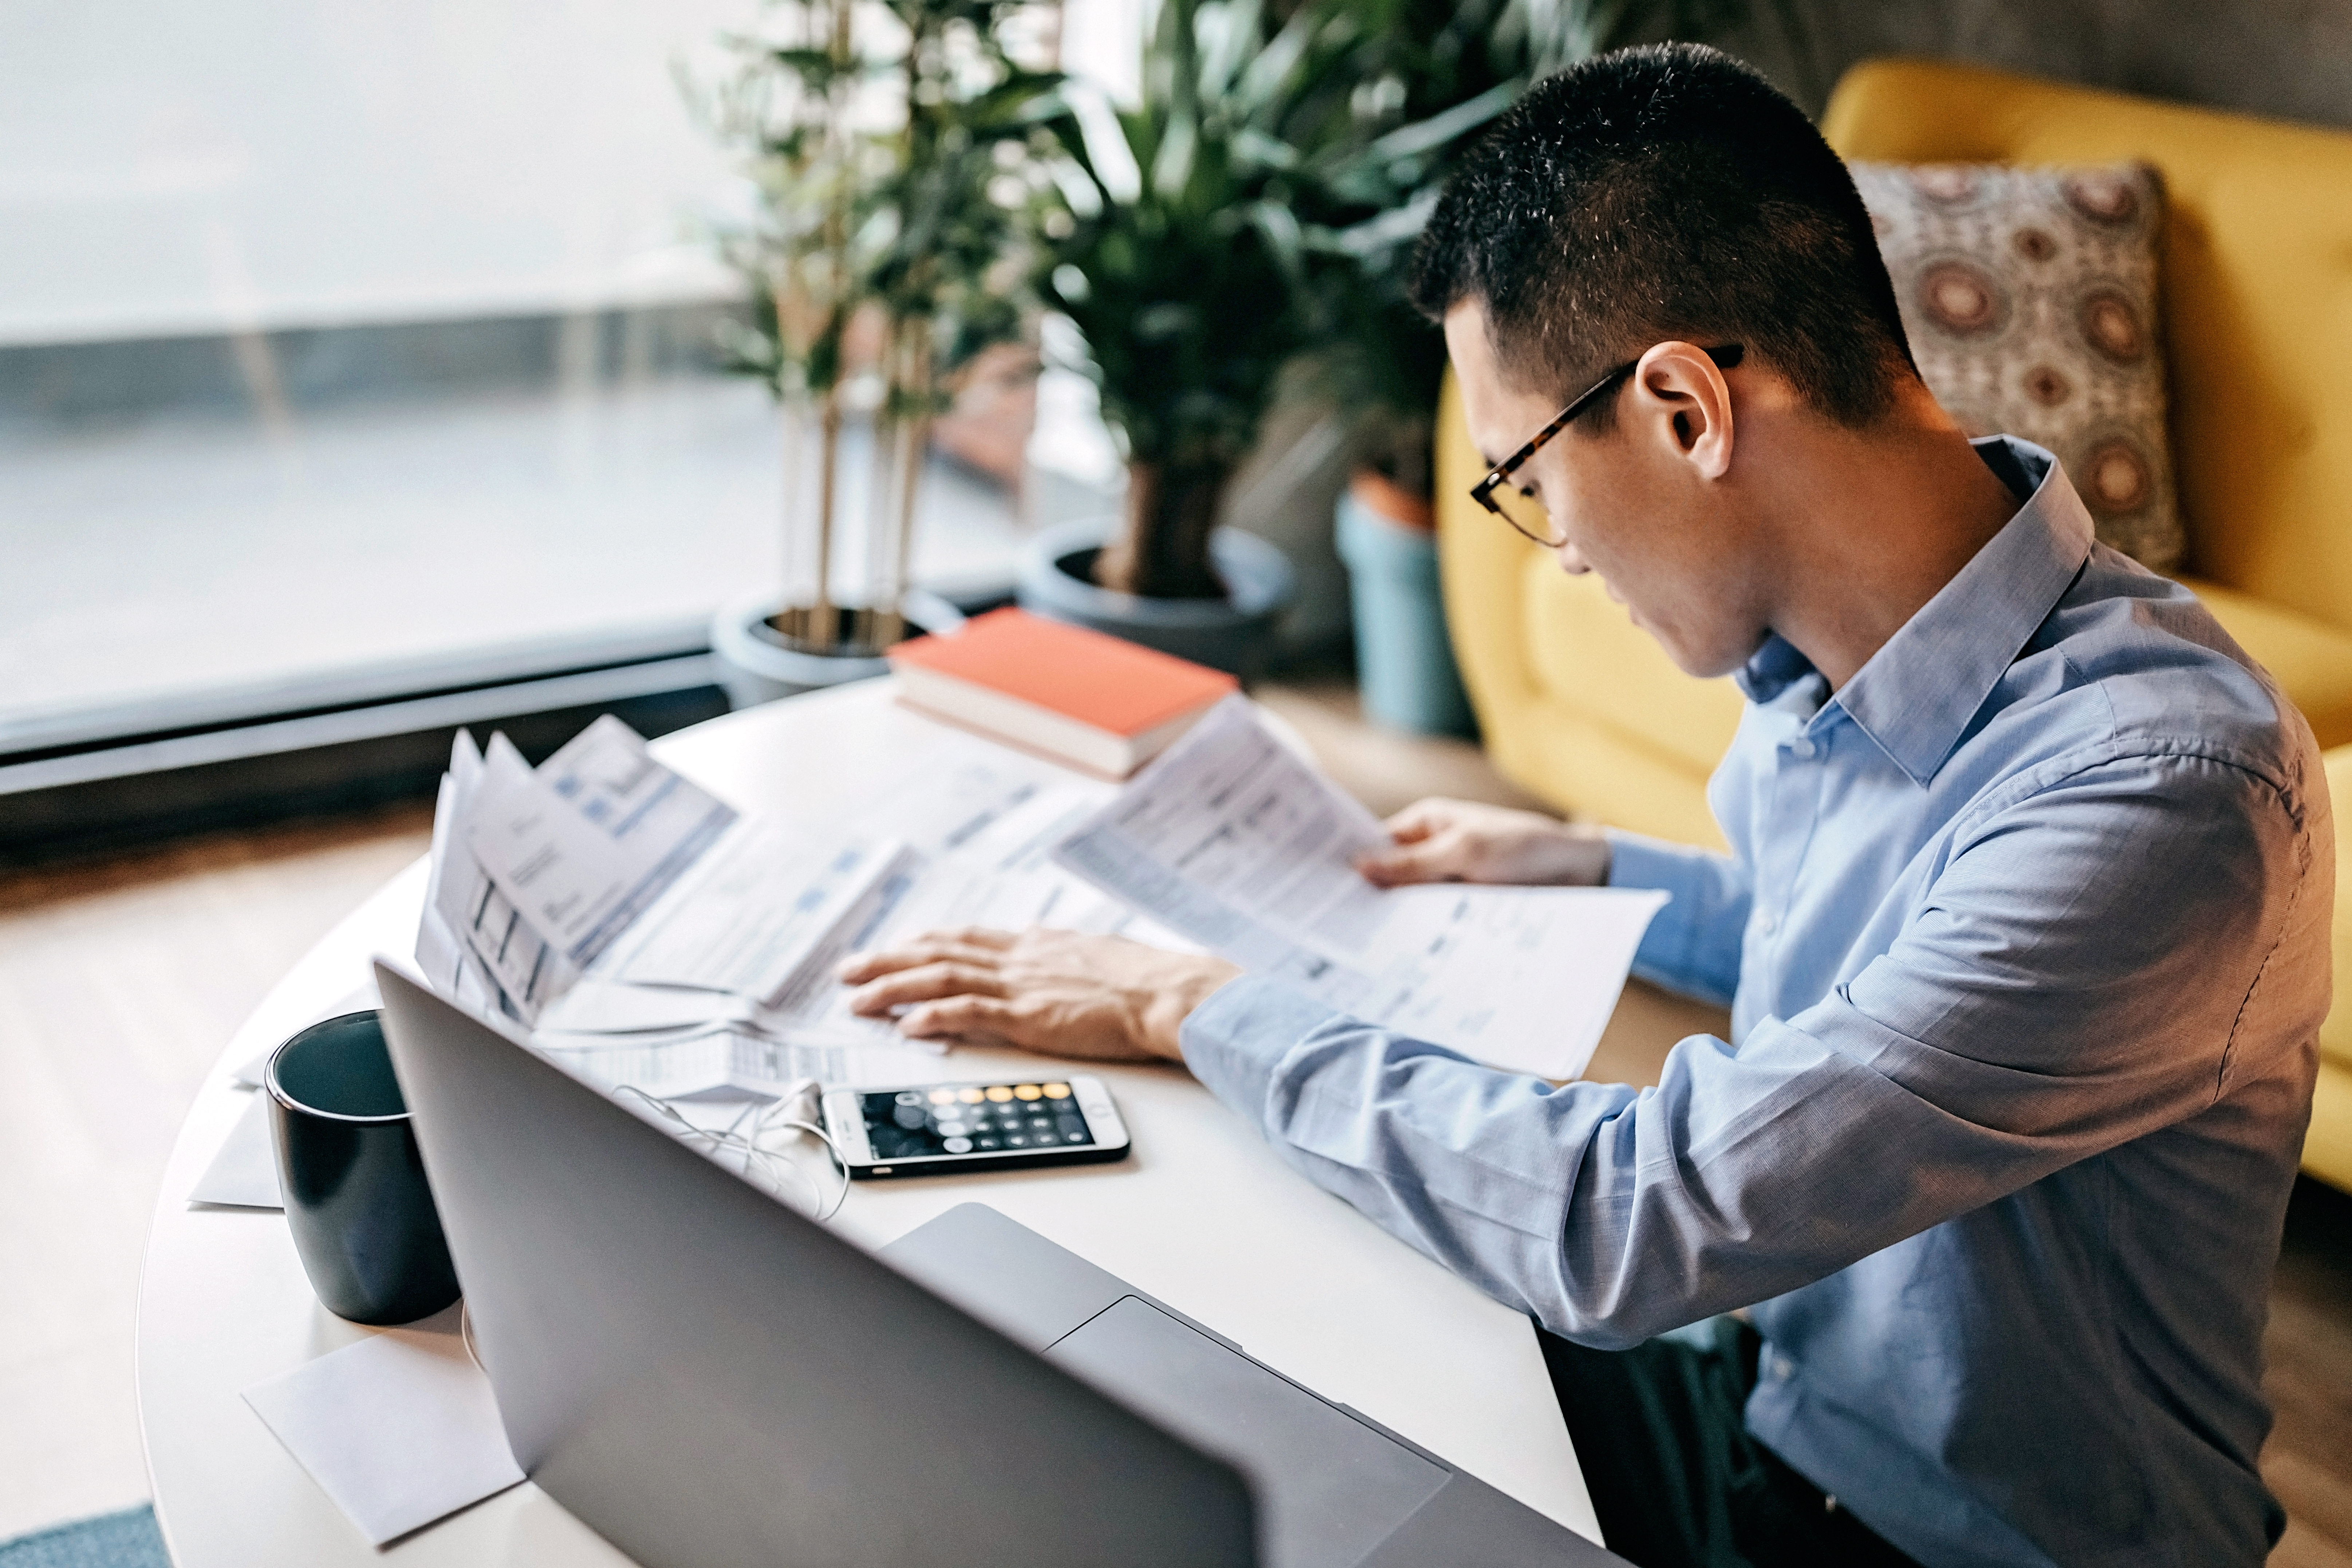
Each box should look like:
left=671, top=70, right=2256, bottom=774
left=1099, top=461, right=1229, bottom=600
left=883, top=328, right=935, bottom=650
left=807, top=0, right=854, bottom=654
left=813, top=389, right=840, bottom=651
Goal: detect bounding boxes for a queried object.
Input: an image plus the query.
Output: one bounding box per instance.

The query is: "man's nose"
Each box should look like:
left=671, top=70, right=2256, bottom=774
left=1553, top=539, right=1591, bottom=575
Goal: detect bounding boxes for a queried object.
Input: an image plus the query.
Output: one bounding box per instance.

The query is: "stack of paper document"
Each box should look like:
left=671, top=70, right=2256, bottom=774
left=410, top=716, right=1181, bottom=1100
left=418, top=717, right=899, bottom=1024
left=414, top=697, right=1666, bottom=1099
left=415, top=718, right=907, bottom=1095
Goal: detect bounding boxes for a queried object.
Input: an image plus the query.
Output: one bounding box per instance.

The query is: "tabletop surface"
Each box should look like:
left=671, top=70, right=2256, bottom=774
left=135, top=679, right=1601, bottom=1565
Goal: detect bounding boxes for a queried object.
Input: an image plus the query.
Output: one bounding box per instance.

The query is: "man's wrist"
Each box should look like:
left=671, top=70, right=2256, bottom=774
left=1547, top=823, right=1613, bottom=885
left=1144, top=958, right=1243, bottom=1061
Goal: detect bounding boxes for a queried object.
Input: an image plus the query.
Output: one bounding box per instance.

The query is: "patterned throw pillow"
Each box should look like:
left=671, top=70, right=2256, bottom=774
left=1848, top=161, right=2183, bottom=572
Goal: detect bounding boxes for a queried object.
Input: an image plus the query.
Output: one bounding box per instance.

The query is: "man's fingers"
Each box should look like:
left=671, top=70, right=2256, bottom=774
left=846, top=962, right=1010, bottom=1016
left=1359, top=837, right=1463, bottom=887
left=933, top=926, right=1017, bottom=951
left=899, top=995, right=1019, bottom=1043
left=838, top=938, right=1005, bottom=984
left=1379, top=799, right=1450, bottom=846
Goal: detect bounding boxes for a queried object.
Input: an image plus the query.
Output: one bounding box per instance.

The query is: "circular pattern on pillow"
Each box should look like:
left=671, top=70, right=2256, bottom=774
left=2024, top=365, right=2072, bottom=407
left=1911, top=166, right=1983, bottom=206
left=1849, top=159, right=2182, bottom=573
left=1920, top=259, right=2009, bottom=336
left=2063, top=170, right=2142, bottom=226
left=2083, top=434, right=2155, bottom=514
left=2013, top=227, right=2060, bottom=263
left=2077, top=287, right=2145, bottom=365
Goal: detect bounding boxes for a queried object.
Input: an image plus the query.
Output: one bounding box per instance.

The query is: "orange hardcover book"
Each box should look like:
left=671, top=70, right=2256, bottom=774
left=886, top=608, right=1238, bottom=778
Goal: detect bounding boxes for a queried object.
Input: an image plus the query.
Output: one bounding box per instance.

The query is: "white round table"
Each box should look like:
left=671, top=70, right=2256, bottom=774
left=136, top=681, right=1601, bottom=1565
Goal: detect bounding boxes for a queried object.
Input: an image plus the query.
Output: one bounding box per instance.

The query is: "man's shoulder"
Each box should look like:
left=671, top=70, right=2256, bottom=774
left=1994, top=545, right=2316, bottom=803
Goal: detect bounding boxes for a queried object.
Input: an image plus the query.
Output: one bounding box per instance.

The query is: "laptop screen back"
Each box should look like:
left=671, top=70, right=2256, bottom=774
left=373, top=961, right=1256, bottom=1568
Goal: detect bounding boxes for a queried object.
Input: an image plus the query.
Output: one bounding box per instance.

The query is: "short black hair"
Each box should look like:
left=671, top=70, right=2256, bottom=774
left=1410, top=43, right=1915, bottom=429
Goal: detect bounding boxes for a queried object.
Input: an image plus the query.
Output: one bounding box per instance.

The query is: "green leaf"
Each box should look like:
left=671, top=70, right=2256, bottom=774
left=1361, top=79, right=1519, bottom=162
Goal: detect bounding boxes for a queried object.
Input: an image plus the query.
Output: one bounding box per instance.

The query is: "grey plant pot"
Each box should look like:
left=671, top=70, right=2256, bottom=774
left=709, top=593, right=893, bottom=710
left=1015, top=520, right=1296, bottom=681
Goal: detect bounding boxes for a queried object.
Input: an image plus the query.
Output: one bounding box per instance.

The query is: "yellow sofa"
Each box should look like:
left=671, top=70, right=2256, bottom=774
left=1436, top=58, right=2352, bottom=1186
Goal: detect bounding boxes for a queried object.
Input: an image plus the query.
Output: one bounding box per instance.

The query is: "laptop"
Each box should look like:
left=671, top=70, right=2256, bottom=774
left=374, top=961, right=1619, bottom=1567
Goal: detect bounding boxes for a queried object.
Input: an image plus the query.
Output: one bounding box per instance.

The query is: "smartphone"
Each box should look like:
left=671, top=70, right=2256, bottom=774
left=821, top=1075, right=1131, bottom=1180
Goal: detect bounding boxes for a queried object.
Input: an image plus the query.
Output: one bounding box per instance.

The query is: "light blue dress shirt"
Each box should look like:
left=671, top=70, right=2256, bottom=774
left=1180, top=440, right=2332, bottom=1567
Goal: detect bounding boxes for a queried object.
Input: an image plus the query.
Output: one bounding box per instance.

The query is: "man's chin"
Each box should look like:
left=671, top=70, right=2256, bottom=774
left=1646, top=627, right=1756, bottom=681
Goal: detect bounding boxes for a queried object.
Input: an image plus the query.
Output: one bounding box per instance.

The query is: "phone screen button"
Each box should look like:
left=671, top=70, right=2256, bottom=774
left=942, top=1136, right=973, bottom=1154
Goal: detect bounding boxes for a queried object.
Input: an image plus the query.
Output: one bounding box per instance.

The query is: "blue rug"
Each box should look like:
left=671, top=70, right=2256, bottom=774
left=0, top=1507, right=169, bottom=1568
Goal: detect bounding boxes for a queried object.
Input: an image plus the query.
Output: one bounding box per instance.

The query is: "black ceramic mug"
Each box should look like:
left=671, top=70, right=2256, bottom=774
left=265, top=1010, right=461, bottom=1325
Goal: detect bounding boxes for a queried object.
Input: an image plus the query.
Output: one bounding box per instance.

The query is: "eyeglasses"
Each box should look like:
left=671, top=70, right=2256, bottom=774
left=1469, top=343, right=1745, bottom=545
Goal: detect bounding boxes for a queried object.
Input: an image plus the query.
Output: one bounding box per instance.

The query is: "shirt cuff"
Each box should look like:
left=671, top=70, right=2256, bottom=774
left=1179, top=972, right=1339, bottom=1122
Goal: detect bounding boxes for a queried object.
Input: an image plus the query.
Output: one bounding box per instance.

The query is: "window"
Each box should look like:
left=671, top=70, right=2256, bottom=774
left=0, top=0, right=1139, bottom=849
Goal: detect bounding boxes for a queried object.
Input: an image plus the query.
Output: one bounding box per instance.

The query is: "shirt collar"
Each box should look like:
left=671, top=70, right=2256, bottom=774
left=1735, top=437, right=2097, bottom=785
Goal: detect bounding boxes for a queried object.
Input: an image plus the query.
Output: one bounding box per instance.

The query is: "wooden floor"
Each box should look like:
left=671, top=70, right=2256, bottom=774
left=2265, top=1181, right=2352, bottom=1566
left=0, top=803, right=433, bottom=1541
left=2, top=683, right=2348, bottom=1562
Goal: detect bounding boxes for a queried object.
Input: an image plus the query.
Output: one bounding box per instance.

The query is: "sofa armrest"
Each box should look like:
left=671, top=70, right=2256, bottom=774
left=2301, top=745, right=2352, bottom=1190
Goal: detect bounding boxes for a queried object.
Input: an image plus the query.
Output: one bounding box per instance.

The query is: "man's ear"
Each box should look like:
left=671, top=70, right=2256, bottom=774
left=1630, top=341, right=1736, bottom=481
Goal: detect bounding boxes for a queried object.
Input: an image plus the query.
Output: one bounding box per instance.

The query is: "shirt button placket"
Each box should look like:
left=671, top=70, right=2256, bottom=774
left=1753, top=725, right=1824, bottom=977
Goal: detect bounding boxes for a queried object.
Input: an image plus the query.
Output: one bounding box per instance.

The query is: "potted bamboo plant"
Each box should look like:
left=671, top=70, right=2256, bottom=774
left=694, top=0, right=1065, bottom=706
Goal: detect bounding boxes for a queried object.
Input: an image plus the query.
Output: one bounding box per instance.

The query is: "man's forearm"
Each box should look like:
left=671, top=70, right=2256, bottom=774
left=1603, top=830, right=1749, bottom=1008
left=1179, top=974, right=1655, bottom=1339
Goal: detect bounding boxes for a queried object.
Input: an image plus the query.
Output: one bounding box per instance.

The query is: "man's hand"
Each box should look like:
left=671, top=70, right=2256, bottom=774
left=1356, top=797, right=1612, bottom=887
left=839, top=928, right=1241, bottom=1063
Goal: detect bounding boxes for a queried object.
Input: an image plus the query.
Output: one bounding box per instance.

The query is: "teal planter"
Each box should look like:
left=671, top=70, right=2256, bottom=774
left=1336, top=492, right=1474, bottom=736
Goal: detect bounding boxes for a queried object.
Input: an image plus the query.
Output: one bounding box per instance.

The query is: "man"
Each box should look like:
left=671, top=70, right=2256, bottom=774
left=842, top=44, right=2330, bottom=1568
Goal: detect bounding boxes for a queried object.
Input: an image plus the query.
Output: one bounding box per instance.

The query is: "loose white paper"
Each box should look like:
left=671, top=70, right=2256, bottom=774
left=243, top=1313, right=524, bottom=1546
left=595, top=826, right=909, bottom=1007
left=857, top=779, right=1198, bottom=950
left=544, top=1027, right=949, bottom=1100
left=1051, top=697, right=1667, bottom=1079
left=421, top=734, right=573, bottom=1021
left=468, top=722, right=737, bottom=971
left=188, top=1092, right=281, bottom=1209
left=776, top=772, right=1201, bottom=1046
left=536, top=978, right=759, bottom=1037
left=408, top=721, right=960, bottom=1118
left=850, top=734, right=1090, bottom=856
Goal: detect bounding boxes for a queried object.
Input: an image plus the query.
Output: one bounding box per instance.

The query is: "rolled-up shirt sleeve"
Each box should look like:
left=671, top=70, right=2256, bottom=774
left=1181, top=752, right=2313, bottom=1350
left=1605, top=829, right=1750, bottom=1007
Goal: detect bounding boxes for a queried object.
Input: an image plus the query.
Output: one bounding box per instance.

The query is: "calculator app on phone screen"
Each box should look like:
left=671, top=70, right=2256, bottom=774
left=822, top=1076, right=1131, bottom=1179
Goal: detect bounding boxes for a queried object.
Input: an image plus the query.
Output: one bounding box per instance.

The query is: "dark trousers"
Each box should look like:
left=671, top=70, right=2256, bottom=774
left=1539, top=1318, right=1922, bottom=1568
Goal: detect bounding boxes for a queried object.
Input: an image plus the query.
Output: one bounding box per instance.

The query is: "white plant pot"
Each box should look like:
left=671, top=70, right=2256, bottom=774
left=709, top=594, right=894, bottom=710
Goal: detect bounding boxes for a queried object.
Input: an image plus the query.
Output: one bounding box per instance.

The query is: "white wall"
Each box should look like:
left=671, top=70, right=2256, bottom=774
left=0, top=0, right=1147, bottom=348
